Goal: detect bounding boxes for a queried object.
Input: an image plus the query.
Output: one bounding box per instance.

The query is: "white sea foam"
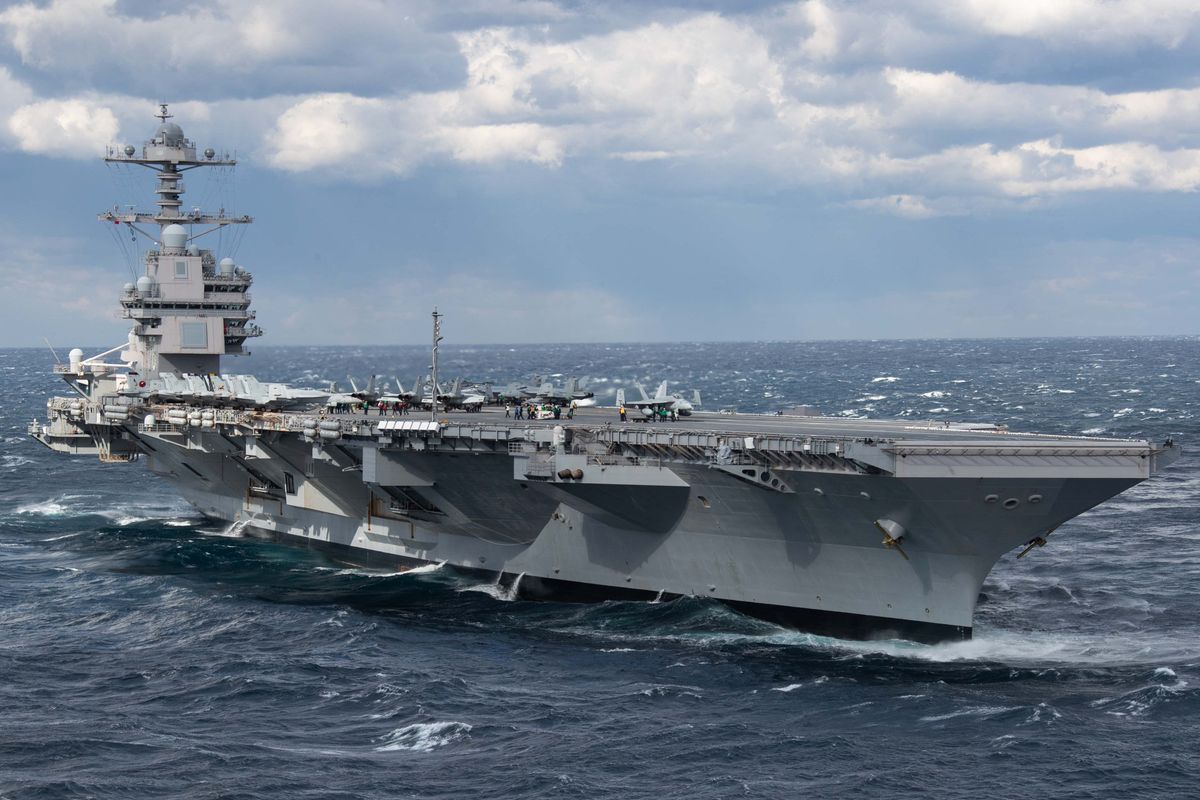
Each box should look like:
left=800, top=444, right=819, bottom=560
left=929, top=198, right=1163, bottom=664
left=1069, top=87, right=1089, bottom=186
left=920, top=705, right=1015, bottom=723
left=771, top=683, right=804, bottom=693
left=374, top=721, right=472, bottom=752
left=460, top=572, right=524, bottom=601
left=15, top=496, right=83, bottom=516
left=871, top=376, right=899, bottom=383
left=43, top=531, right=85, bottom=542
left=319, top=561, right=446, bottom=578
left=402, top=561, right=447, bottom=575
left=824, top=629, right=1200, bottom=667
left=206, top=519, right=251, bottom=538
left=919, top=391, right=948, bottom=398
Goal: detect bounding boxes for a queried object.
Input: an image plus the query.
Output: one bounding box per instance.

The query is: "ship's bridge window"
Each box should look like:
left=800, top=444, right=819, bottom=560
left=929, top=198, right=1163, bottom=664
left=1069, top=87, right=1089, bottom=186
left=180, top=321, right=207, bottom=348
left=174, top=260, right=188, bottom=279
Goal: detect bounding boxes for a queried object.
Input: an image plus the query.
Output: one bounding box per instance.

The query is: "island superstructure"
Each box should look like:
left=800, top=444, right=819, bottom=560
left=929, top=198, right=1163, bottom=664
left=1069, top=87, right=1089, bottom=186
left=30, top=108, right=1181, bottom=643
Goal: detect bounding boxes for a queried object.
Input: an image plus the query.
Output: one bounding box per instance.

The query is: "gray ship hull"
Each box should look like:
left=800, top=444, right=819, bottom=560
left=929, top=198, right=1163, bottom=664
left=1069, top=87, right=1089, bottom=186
left=88, top=407, right=1162, bottom=644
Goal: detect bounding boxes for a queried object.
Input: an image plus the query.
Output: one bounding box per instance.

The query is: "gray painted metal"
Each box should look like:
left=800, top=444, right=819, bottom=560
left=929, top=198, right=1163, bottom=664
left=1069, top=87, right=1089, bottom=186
left=27, top=108, right=1184, bottom=643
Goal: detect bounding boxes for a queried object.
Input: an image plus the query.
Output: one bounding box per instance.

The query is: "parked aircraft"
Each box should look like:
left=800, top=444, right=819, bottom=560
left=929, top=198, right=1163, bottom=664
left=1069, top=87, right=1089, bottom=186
left=616, top=380, right=701, bottom=417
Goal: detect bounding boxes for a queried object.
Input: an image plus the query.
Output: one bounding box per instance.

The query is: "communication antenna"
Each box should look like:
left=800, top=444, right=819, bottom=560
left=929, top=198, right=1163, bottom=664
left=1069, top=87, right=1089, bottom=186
left=43, top=336, right=62, bottom=364
left=430, top=308, right=443, bottom=421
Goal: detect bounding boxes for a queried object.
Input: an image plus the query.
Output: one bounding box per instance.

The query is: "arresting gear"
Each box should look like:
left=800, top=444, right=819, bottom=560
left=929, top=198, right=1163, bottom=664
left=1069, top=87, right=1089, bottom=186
left=874, top=518, right=909, bottom=561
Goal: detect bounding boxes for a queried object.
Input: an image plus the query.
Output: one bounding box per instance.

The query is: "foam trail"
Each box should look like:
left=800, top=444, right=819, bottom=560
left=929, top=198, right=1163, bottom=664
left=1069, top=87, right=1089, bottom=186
left=318, top=561, right=448, bottom=578
left=816, top=628, right=1200, bottom=667
left=206, top=519, right=251, bottom=538
left=460, top=571, right=525, bottom=601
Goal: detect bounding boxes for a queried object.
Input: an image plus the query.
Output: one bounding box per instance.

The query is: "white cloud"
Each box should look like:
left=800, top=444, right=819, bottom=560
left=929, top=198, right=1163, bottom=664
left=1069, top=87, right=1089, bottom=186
left=3, top=2, right=1200, bottom=209
left=946, top=0, right=1200, bottom=47
left=844, top=194, right=963, bottom=219
left=7, top=97, right=118, bottom=157
left=0, top=65, right=33, bottom=123
left=268, top=94, right=383, bottom=171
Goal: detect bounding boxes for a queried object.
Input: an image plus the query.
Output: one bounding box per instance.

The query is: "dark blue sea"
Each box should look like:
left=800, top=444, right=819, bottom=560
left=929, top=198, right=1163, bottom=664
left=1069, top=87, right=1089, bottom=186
left=2, top=338, right=1198, bottom=799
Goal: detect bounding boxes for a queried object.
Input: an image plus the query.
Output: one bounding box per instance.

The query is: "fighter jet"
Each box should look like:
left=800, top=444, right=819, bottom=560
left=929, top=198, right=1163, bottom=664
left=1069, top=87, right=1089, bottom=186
left=324, top=380, right=363, bottom=411
left=390, top=375, right=424, bottom=404
left=501, top=375, right=596, bottom=407
left=346, top=375, right=381, bottom=404
left=129, top=373, right=329, bottom=410
left=417, top=377, right=486, bottom=411
left=616, top=380, right=702, bottom=418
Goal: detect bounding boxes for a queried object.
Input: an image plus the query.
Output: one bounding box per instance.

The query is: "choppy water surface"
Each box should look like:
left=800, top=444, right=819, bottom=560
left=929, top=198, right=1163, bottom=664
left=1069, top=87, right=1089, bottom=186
left=2, top=338, right=1198, bottom=799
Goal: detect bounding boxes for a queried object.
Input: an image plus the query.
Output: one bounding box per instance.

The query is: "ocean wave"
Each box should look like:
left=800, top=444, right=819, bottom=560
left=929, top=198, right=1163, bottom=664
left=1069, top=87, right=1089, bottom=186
left=827, top=628, right=1200, bottom=667
left=919, top=705, right=1016, bottom=723
left=459, top=572, right=525, bottom=601
left=373, top=721, right=472, bottom=752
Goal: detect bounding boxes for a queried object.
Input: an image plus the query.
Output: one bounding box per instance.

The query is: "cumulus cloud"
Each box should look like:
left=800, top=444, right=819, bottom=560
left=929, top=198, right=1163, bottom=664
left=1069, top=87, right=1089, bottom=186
left=7, top=97, right=118, bottom=157
left=3, top=1, right=1200, bottom=210
left=945, top=0, right=1200, bottom=47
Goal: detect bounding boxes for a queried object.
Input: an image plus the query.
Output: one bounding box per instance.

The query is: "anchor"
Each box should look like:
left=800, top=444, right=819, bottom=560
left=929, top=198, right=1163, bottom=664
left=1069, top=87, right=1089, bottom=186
left=1017, top=526, right=1059, bottom=559
left=874, top=518, right=910, bottom=561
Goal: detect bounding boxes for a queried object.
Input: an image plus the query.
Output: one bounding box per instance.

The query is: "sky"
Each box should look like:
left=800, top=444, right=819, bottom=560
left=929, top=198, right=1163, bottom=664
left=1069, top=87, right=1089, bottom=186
left=1, top=0, right=1199, bottom=346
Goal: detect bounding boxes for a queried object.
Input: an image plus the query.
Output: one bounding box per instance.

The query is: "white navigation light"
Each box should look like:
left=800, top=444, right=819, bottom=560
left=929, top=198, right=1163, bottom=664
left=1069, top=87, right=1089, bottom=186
left=161, top=224, right=187, bottom=252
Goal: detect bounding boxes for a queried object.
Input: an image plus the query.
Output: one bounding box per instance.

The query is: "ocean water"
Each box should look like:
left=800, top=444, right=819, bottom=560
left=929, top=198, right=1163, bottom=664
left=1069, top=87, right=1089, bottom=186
left=2, top=337, right=1198, bottom=799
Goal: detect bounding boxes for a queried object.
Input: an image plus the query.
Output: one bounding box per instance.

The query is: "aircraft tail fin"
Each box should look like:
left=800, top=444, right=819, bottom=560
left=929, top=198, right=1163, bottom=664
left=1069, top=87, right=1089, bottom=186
left=635, top=382, right=650, bottom=401
left=366, top=375, right=377, bottom=394
left=616, top=388, right=626, bottom=408
left=654, top=380, right=669, bottom=400
left=348, top=376, right=359, bottom=393
left=692, top=389, right=702, bottom=407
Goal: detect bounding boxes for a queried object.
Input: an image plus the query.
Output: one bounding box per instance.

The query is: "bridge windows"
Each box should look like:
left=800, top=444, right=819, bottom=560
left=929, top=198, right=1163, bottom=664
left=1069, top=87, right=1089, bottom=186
left=180, top=321, right=207, bottom=348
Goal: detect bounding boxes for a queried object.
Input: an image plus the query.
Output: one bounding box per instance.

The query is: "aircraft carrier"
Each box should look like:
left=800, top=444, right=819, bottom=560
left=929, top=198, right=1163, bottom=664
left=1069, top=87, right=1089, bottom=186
left=29, top=108, right=1181, bottom=643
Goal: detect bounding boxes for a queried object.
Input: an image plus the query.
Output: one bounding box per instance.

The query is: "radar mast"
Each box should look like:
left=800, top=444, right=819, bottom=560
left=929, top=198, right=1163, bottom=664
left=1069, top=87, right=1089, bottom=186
left=102, top=105, right=261, bottom=375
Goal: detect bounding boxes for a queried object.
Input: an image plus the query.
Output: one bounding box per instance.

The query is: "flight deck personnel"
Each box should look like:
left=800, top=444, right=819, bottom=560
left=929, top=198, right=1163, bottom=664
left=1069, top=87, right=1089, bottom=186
left=619, top=405, right=627, bottom=422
